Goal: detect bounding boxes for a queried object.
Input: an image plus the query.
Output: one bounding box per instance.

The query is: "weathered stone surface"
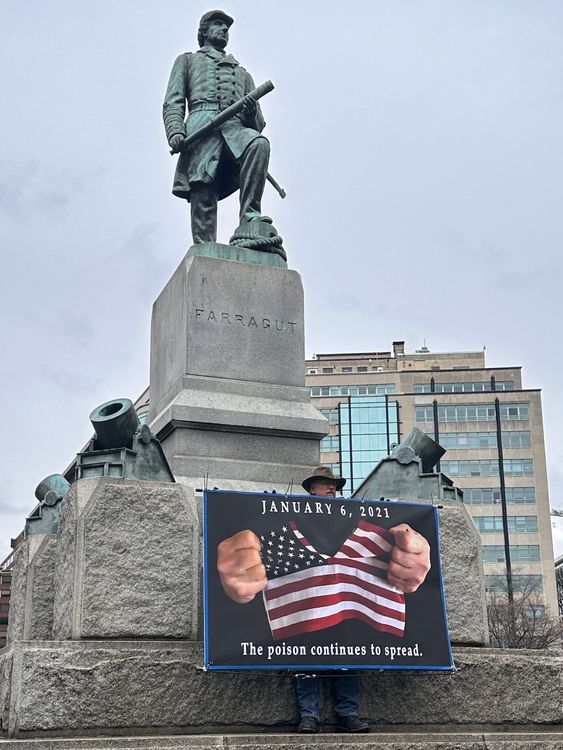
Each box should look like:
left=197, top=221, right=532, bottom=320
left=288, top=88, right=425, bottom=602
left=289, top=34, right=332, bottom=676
left=2, top=642, right=562, bottom=737
left=0, top=648, right=12, bottom=732
left=5, top=544, right=27, bottom=644
left=149, top=254, right=327, bottom=486
left=155, top=376, right=325, bottom=437
left=362, top=647, right=563, bottom=725
left=6, top=534, right=57, bottom=643
left=437, top=506, right=489, bottom=646
left=28, top=536, right=57, bottom=640
left=165, top=426, right=322, bottom=485
left=150, top=255, right=306, bottom=413
left=1, top=733, right=563, bottom=750
left=1, top=641, right=294, bottom=736
left=51, top=483, right=78, bottom=638
left=52, top=479, right=200, bottom=640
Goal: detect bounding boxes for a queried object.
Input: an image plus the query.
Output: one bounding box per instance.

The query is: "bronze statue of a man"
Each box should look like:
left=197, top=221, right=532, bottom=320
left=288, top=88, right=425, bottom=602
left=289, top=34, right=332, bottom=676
left=163, top=10, right=271, bottom=246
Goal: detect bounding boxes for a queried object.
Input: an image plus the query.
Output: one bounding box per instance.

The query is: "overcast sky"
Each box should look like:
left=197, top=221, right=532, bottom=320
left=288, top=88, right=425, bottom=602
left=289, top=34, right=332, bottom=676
left=1, top=1, right=562, bottom=561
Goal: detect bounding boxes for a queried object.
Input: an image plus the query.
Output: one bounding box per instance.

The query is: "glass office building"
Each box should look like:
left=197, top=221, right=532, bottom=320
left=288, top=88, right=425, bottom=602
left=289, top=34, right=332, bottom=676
left=337, top=396, right=399, bottom=496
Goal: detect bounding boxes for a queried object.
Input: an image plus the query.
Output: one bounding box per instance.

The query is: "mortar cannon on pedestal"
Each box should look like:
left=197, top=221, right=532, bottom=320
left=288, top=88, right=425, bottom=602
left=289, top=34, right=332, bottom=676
left=352, top=427, right=459, bottom=503
left=24, top=474, right=72, bottom=537
left=76, top=398, right=174, bottom=483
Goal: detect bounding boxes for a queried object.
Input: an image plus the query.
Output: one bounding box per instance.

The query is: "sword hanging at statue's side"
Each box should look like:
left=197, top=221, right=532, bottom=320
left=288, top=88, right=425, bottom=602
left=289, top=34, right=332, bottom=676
left=169, top=80, right=286, bottom=199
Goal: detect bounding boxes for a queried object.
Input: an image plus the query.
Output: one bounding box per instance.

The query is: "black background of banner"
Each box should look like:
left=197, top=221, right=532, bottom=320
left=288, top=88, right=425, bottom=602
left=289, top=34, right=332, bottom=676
left=204, top=491, right=452, bottom=670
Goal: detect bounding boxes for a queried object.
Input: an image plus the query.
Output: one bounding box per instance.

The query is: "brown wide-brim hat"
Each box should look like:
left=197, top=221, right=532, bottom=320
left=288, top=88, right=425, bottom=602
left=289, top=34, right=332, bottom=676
left=199, top=9, right=234, bottom=28
left=302, top=466, right=346, bottom=494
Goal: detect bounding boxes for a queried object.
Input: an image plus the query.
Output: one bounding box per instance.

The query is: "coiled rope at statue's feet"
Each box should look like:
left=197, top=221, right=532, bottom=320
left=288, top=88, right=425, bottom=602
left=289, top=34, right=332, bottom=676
left=229, top=216, right=286, bottom=259
left=230, top=234, right=284, bottom=250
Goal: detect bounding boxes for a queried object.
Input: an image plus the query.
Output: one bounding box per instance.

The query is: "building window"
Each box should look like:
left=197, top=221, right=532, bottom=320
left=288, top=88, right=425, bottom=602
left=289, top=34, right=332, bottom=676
left=339, top=396, right=399, bottom=495
left=357, top=366, right=368, bottom=372
left=319, top=408, right=339, bottom=425
left=462, top=487, right=536, bottom=505
left=482, top=545, right=540, bottom=562
left=524, top=605, right=545, bottom=618
left=307, top=369, right=317, bottom=374
left=433, top=431, right=531, bottom=450
left=310, top=383, right=395, bottom=397
left=473, top=516, right=538, bottom=533
left=441, top=459, right=533, bottom=477
left=322, top=367, right=334, bottom=374
left=484, top=574, right=542, bottom=593
left=341, top=367, right=353, bottom=373
left=416, top=403, right=529, bottom=423
left=320, top=435, right=340, bottom=452
left=414, top=381, right=514, bottom=394
left=502, top=431, right=532, bottom=449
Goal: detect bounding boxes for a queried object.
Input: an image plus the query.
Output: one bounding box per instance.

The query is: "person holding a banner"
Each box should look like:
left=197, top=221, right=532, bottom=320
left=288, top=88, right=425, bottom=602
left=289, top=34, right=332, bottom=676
left=216, top=466, right=431, bottom=734
left=294, top=467, right=369, bottom=734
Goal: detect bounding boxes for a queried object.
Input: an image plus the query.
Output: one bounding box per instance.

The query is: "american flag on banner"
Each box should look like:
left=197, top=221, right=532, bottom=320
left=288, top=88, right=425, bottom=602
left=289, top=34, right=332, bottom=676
left=261, top=520, right=406, bottom=641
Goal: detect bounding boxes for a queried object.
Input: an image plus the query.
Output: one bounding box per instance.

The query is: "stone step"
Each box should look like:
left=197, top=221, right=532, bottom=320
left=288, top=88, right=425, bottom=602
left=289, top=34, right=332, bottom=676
left=2, top=731, right=563, bottom=750
left=2, top=642, right=562, bottom=737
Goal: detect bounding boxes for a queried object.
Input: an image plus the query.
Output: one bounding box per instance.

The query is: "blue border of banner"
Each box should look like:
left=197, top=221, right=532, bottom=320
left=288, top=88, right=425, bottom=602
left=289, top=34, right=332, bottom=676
left=203, top=489, right=454, bottom=672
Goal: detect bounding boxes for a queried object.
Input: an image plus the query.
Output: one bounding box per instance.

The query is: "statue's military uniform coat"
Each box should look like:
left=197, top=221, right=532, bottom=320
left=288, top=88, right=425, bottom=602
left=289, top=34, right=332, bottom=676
left=163, top=45, right=266, bottom=201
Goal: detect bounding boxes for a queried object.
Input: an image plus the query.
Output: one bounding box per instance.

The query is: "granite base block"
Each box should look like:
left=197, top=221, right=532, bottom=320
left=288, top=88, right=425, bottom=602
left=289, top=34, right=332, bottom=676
left=52, top=479, right=200, bottom=640
left=437, top=506, right=489, bottom=646
left=1, top=733, right=563, bottom=750
left=6, top=534, right=57, bottom=644
left=1, top=642, right=562, bottom=737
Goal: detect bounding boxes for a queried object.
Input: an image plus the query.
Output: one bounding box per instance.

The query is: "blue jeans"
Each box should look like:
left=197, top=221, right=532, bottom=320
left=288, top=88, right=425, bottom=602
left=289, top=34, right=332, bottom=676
left=295, top=673, right=360, bottom=718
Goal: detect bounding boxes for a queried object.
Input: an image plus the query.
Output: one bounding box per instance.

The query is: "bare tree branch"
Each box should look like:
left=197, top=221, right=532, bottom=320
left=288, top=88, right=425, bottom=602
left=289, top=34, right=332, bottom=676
left=555, top=561, right=563, bottom=618
left=487, top=572, right=562, bottom=649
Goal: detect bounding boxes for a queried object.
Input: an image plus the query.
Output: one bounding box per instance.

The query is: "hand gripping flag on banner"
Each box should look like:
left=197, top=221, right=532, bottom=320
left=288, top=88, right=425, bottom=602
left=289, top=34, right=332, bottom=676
left=261, top=519, right=406, bottom=641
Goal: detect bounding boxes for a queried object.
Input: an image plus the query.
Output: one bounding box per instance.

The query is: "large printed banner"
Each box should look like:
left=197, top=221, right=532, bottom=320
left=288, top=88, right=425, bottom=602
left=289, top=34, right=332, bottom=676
left=204, top=490, right=453, bottom=671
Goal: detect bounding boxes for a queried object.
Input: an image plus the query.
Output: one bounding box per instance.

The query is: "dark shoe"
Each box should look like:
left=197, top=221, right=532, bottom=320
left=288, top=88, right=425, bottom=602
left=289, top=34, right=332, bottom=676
left=335, top=714, right=370, bottom=733
left=298, top=716, right=319, bottom=734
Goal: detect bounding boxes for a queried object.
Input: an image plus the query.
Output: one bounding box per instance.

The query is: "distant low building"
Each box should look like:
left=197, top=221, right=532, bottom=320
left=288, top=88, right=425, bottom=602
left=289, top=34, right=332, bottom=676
left=0, top=551, right=14, bottom=649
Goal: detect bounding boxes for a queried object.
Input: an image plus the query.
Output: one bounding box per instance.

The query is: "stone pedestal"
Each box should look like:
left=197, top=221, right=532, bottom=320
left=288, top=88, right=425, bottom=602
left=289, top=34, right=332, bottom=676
left=436, top=504, right=489, bottom=646
left=51, top=478, right=200, bottom=640
left=149, top=251, right=327, bottom=487
left=6, top=534, right=57, bottom=644
left=2, top=642, right=562, bottom=737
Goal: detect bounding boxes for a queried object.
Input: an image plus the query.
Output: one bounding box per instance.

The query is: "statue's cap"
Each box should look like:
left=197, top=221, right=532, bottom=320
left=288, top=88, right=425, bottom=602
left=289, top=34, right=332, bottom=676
left=199, top=10, right=234, bottom=28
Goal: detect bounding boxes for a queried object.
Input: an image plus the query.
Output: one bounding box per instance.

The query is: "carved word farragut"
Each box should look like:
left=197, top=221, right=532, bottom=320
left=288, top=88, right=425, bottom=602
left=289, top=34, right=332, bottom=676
left=194, top=307, right=297, bottom=332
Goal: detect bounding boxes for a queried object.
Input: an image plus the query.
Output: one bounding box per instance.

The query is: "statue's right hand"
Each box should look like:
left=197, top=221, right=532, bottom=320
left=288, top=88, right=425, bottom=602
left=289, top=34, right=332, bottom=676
left=169, top=134, right=185, bottom=154
left=217, top=530, right=267, bottom=604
